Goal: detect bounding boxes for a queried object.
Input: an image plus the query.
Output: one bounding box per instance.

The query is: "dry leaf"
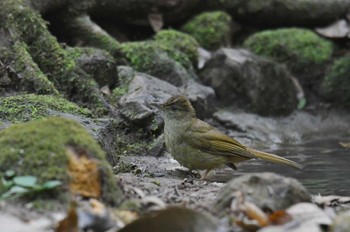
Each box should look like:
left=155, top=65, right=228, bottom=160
left=232, top=191, right=268, bottom=228
left=67, top=146, right=101, bottom=198
left=100, top=85, right=111, bottom=96
left=268, top=210, right=292, bottom=225
left=339, top=141, right=350, bottom=149
left=56, top=201, right=78, bottom=232
left=148, top=13, right=163, bottom=32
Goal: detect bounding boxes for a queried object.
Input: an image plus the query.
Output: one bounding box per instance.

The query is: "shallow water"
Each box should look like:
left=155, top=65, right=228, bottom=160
left=215, top=136, right=350, bottom=196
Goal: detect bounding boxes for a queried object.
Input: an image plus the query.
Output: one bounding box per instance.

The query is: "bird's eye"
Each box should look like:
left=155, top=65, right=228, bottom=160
left=170, top=105, right=177, bottom=111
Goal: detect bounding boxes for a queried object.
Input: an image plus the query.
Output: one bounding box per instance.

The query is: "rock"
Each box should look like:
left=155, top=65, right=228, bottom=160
left=201, top=0, right=350, bottom=27
left=182, top=80, right=216, bottom=118
left=0, top=94, right=91, bottom=123
left=120, top=41, right=192, bottom=86
left=216, top=172, right=311, bottom=212
left=0, top=117, right=121, bottom=207
left=320, top=54, right=350, bottom=107
left=181, top=11, right=232, bottom=50
left=199, top=48, right=297, bottom=116
left=67, top=47, right=119, bottom=88
left=118, top=71, right=180, bottom=130
left=91, top=0, right=200, bottom=26
left=154, top=29, right=199, bottom=68
left=118, top=69, right=216, bottom=130
left=331, top=211, right=350, bottom=232
left=243, top=28, right=333, bottom=84
left=258, top=203, right=332, bottom=232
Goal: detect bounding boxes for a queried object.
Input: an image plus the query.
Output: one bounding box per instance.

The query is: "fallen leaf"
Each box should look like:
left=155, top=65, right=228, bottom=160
left=268, top=210, right=292, bottom=225
left=148, top=13, right=163, bottom=32
left=56, top=201, right=78, bottom=232
left=339, top=142, right=350, bottom=149
left=66, top=146, right=101, bottom=198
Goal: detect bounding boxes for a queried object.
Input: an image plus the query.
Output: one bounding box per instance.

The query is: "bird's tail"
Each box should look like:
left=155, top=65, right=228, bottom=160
left=247, top=148, right=303, bottom=169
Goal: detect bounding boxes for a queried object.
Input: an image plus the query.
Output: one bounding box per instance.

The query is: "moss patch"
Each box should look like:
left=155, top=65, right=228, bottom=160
left=0, top=94, right=91, bottom=123
left=243, top=28, right=333, bottom=73
left=321, top=54, right=350, bottom=106
left=154, top=29, right=199, bottom=67
left=120, top=41, right=192, bottom=85
left=181, top=11, right=232, bottom=50
left=1, top=0, right=107, bottom=115
left=0, top=117, right=121, bottom=207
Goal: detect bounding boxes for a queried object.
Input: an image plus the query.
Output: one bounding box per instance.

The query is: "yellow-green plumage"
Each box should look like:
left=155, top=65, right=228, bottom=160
left=162, top=95, right=303, bottom=178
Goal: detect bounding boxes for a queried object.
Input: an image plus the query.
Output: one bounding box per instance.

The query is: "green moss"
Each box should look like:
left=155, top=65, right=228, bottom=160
left=181, top=11, right=232, bottom=50
left=0, top=117, right=121, bottom=206
left=120, top=41, right=190, bottom=80
left=243, top=28, right=334, bottom=73
left=155, top=29, right=199, bottom=67
left=321, top=54, right=350, bottom=105
left=1, top=0, right=107, bottom=115
left=1, top=41, right=59, bottom=95
left=0, top=94, right=91, bottom=123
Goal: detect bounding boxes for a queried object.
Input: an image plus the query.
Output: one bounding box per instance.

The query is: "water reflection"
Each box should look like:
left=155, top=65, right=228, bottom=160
left=213, top=137, right=350, bottom=195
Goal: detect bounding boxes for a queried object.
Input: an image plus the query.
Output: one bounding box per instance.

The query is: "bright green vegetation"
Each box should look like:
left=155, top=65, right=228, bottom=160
left=243, top=28, right=334, bottom=73
left=155, top=29, right=199, bottom=67
left=321, top=54, right=350, bottom=105
left=0, top=117, right=121, bottom=207
left=0, top=94, right=91, bottom=123
left=181, top=11, right=232, bottom=50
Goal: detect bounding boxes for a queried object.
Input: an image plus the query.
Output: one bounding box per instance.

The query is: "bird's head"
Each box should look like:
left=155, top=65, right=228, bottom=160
left=161, top=95, right=196, bottom=121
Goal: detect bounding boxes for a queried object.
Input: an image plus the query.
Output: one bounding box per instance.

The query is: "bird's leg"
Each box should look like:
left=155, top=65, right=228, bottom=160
left=200, top=169, right=212, bottom=180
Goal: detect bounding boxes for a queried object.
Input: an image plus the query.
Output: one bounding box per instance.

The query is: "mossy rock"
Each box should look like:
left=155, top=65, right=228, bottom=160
left=243, top=28, right=333, bottom=74
left=0, top=117, right=121, bottom=207
left=0, top=94, right=91, bottom=123
left=321, top=54, right=350, bottom=106
left=154, top=29, right=199, bottom=67
left=181, top=11, right=232, bottom=50
left=120, top=41, right=191, bottom=86
left=66, top=47, right=118, bottom=88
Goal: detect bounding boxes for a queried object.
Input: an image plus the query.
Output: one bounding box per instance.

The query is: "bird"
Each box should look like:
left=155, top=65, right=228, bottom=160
left=161, top=95, right=303, bottom=179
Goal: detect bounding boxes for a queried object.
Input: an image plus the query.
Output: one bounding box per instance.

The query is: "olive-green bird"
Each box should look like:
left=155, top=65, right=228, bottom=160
left=161, top=95, right=303, bottom=179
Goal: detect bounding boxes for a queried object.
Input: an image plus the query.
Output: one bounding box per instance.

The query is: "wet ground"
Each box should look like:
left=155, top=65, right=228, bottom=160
left=117, top=108, right=350, bottom=209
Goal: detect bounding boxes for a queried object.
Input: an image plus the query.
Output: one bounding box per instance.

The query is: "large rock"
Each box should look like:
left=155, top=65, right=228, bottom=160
left=199, top=48, right=297, bottom=116
left=118, top=71, right=180, bottom=130
left=243, top=28, right=333, bottom=86
left=181, top=11, right=232, bottom=50
left=0, top=117, right=121, bottom=206
left=320, top=54, right=350, bottom=107
left=331, top=211, right=350, bottom=232
left=199, top=0, right=350, bottom=27
left=216, top=172, right=311, bottom=212
left=182, top=80, right=216, bottom=118
left=120, top=41, right=193, bottom=86
left=118, top=68, right=216, bottom=130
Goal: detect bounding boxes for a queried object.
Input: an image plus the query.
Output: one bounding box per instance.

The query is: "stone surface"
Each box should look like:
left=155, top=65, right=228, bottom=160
left=216, top=172, right=311, bottom=212
left=259, top=203, right=332, bottom=232
left=331, top=210, right=350, bottom=232
left=199, top=48, right=297, bottom=116
left=182, top=80, right=216, bottom=118
left=119, top=70, right=217, bottom=130
left=119, top=71, right=180, bottom=130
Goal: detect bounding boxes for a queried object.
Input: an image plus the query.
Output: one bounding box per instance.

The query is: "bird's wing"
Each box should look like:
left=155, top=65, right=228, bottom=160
left=184, top=120, right=254, bottom=159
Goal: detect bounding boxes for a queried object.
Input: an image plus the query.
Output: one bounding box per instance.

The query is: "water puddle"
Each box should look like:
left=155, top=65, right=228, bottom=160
left=213, top=136, right=350, bottom=195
